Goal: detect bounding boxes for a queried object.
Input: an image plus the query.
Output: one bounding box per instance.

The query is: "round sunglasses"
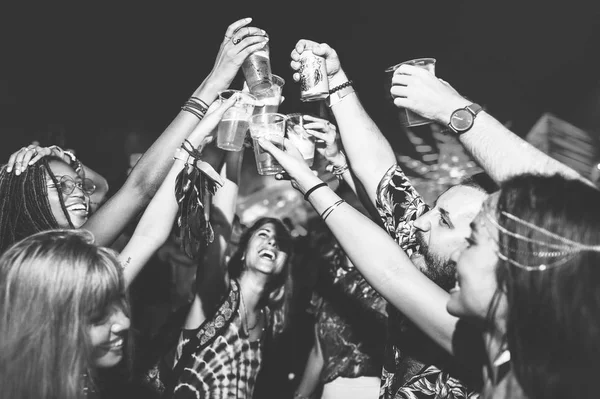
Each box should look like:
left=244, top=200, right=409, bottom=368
left=47, top=175, right=96, bottom=196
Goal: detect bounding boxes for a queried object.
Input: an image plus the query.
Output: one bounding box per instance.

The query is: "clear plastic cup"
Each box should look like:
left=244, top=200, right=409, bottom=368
left=251, top=75, right=285, bottom=115
left=216, top=90, right=257, bottom=152
left=242, top=42, right=273, bottom=93
left=385, top=58, right=436, bottom=127
left=249, top=113, right=287, bottom=175
left=286, top=113, right=315, bottom=166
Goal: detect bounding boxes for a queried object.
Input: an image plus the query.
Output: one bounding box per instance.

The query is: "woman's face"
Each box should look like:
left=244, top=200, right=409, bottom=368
left=244, top=223, right=289, bottom=277
left=89, top=304, right=130, bottom=368
left=447, top=193, right=503, bottom=320
left=47, top=160, right=90, bottom=228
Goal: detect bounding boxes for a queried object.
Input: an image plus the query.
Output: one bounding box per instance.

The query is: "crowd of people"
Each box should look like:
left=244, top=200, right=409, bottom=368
left=1, top=17, right=599, bottom=399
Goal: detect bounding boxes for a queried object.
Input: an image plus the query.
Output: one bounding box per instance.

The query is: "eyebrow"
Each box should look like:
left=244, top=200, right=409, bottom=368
left=440, top=208, right=455, bottom=229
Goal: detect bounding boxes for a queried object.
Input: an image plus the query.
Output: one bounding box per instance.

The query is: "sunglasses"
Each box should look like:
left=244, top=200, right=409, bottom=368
left=47, top=175, right=96, bottom=196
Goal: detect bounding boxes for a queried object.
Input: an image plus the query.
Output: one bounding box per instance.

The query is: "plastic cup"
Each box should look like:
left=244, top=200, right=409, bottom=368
left=251, top=75, right=285, bottom=115
left=249, top=113, right=287, bottom=175
left=216, top=90, right=257, bottom=152
left=242, top=42, right=273, bottom=93
left=385, top=58, right=436, bottom=127
left=286, top=113, right=315, bottom=166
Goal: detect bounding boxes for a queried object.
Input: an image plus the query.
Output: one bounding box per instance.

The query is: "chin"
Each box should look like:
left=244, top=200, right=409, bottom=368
left=93, top=351, right=124, bottom=369
left=446, top=292, right=465, bottom=317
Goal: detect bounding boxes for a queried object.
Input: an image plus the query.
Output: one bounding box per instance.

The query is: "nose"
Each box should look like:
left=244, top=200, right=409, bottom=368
left=413, top=211, right=432, bottom=232
left=267, top=235, right=278, bottom=249
left=109, top=308, right=131, bottom=334
left=70, top=183, right=86, bottom=198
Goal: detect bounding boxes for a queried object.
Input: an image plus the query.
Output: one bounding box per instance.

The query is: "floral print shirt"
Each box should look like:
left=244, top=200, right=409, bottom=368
left=375, top=164, right=479, bottom=399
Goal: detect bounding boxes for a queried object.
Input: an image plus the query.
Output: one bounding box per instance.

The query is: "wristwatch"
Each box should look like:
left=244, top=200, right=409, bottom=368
left=448, top=103, right=483, bottom=134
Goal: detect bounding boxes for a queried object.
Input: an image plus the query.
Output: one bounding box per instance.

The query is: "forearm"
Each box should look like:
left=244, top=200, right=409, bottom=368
left=329, top=71, right=396, bottom=204
left=295, top=330, right=324, bottom=398
left=457, top=111, right=589, bottom=184
left=126, top=78, right=221, bottom=201
left=306, top=185, right=458, bottom=354
left=120, top=160, right=184, bottom=287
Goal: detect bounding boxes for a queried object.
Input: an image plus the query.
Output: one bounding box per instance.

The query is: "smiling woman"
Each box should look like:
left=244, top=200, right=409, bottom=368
left=0, top=229, right=130, bottom=399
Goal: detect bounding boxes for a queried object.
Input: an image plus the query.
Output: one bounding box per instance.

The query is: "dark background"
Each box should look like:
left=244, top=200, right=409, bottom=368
left=3, top=1, right=600, bottom=175
left=2, top=2, right=600, bottom=397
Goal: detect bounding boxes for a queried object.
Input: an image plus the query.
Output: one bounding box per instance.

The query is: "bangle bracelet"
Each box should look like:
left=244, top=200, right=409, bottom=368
left=190, top=96, right=210, bottom=110
left=321, top=199, right=345, bottom=221
left=303, top=182, right=328, bottom=201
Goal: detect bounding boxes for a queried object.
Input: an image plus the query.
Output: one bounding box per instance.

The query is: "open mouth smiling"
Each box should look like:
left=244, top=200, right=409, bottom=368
left=259, top=249, right=276, bottom=261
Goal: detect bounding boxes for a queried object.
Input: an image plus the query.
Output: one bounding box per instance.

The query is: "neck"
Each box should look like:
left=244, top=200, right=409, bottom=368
left=483, top=318, right=508, bottom=365
left=238, top=271, right=268, bottom=312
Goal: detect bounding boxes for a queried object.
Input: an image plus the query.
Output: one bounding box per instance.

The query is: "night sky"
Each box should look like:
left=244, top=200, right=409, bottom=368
left=3, top=1, right=600, bottom=183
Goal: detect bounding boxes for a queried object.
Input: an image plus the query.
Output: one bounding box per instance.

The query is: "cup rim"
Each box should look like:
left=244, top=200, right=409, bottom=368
left=218, top=89, right=258, bottom=102
left=250, top=74, right=286, bottom=93
left=249, top=112, right=288, bottom=123
left=385, top=57, right=436, bottom=72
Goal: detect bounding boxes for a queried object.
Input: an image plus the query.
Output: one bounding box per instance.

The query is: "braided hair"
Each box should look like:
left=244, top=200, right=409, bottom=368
left=0, top=157, right=73, bottom=254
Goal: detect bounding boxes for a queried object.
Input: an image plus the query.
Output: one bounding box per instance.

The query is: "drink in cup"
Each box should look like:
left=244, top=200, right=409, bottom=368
left=299, top=50, right=329, bottom=102
left=251, top=74, right=285, bottom=115
left=216, top=90, right=257, bottom=151
left=384, top=58, right=436, bottom=127
left=242, top=40, right=273, bottom=93
left=249, top=113, right=287, bottom=175
left=286, top=113, right=316, bottom=166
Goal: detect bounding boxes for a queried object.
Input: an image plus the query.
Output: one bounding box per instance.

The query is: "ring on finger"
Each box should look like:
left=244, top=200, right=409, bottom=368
left=233, top=37, right=241, bottom=45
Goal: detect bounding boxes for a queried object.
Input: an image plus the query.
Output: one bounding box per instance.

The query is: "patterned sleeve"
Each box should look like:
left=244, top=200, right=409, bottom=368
left=375, top=164, right=429, bottom=255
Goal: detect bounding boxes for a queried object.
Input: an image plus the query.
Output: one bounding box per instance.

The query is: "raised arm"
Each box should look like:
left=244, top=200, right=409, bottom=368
left=390, top=64, right=591, bottom=185
left=257, top=138, right=458, bottom=355
left=290, top=40, right=396, bottom=206
left=117, top=96, right=238, bottom=288
left=301, top=115, right=358, bottom=195
left=82, top=18, right=270, bottom=247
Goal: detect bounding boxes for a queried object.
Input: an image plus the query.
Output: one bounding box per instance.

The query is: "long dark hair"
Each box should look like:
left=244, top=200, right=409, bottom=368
left=0, top=157, right=73, bottom=254
left=227, top=217, right=294, bottom=336
left=490, top=174, right=600, bottom=399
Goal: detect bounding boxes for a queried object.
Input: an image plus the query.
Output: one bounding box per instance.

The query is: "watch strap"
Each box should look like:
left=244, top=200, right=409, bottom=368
left=466, top=103, right=483, bottom=116
left=326, top=85, right=355, bottom=107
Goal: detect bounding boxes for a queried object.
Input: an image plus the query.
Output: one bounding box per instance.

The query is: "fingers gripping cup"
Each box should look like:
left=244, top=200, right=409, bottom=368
left=251, top=74, right=285, bottom=114
left=216, top=90, right=258, bottom=152
left=385, top=58, right=436, bottom=127
left=286, top=113, right=316, bottom=166
left=299, top=51, right=329, bottom=102
left=242, top=41, right=273, bottom=93
left=249, top=113, right=288, bottom=175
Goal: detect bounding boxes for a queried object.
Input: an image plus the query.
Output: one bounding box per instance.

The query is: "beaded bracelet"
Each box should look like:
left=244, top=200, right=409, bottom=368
left=321, top=199, right=345, bottom=221
left=303, top=182, right=328, bottom=201
left=329, top=80, right=353, bottom=95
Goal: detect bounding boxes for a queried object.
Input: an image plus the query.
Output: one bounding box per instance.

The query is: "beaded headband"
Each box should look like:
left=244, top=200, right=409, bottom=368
left=481, top=200, right=600, bottom=271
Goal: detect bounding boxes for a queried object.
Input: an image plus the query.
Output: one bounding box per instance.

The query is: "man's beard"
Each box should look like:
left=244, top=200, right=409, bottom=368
left=414, top=232, right=456, bottom=292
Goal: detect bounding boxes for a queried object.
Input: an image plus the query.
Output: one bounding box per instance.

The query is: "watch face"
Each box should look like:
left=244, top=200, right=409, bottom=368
left=450, top=109, right=474, bottom=132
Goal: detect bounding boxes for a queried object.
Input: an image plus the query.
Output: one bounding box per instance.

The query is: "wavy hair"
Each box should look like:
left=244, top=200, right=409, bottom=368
left=489, top=174, right=600, bottom=399
left=0, top=157, right=73, bottom=254
left=227, top=217, right=294, bottom=336
left=0, top=229, right=127, bottom=399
